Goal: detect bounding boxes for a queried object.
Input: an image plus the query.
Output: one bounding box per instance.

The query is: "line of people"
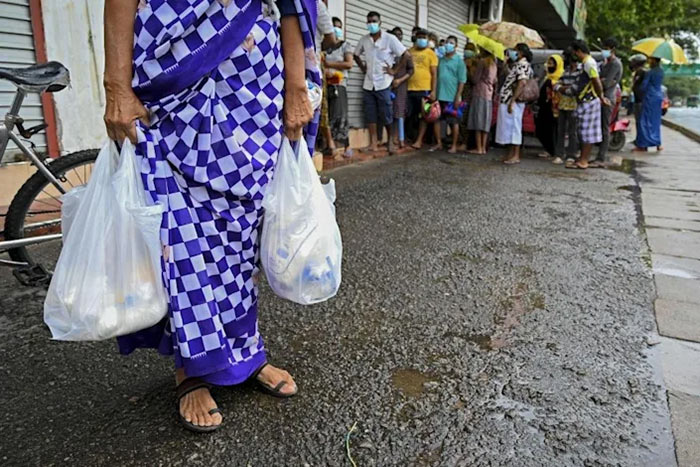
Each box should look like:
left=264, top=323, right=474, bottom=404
left=318, top=9, right=664, bottom=169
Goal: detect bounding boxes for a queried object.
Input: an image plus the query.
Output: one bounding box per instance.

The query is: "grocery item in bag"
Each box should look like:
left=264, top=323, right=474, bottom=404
left=44, top=139, right=167, bottom=340
left=260, top=137, right=342, bottom=305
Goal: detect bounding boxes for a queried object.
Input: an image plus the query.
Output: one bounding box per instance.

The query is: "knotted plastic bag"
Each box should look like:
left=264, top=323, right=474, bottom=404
left=260, top=137, right=342, bottom=305
left=44, top=140, right=167, bottom=340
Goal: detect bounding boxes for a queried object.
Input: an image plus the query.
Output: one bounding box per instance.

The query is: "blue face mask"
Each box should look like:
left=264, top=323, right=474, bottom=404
left=438, top=46, right=446, bottom=55
left=367, top=22, right=380, bottom=34
left=334, top=27, right=343, bottom=40
left=445, top=43, right=456, bottom=54
left=464, top=50, right=476, bottom=59
left=416, top=38, right=428, bottom=49
left=601, top=49, right=611, bottom=59
left=508, top=50, right=519, bottom=61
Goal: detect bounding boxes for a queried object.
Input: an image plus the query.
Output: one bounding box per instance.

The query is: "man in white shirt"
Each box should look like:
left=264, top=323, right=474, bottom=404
left=353, top=11, right=408, bottom=154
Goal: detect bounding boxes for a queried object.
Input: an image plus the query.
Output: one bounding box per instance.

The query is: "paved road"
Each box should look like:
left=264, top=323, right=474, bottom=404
left=0, top=150, right=675, bottom=466
left=666, top=107, right=700, bottom=134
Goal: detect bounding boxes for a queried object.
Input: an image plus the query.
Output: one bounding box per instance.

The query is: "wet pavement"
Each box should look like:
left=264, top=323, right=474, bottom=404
left=626, top=124, right=700, bottom=466
left=0, top=148, right=676, bottom=466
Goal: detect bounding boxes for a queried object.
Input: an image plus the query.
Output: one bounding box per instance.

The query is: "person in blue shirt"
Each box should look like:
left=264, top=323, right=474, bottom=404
left=431, top=35, right=467, bottom=153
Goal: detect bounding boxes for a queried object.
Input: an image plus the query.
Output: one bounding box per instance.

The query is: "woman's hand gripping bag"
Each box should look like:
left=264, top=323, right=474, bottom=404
left=44, top=139, right=167, bottom=340
left=260, top=137, right=342, bottom=305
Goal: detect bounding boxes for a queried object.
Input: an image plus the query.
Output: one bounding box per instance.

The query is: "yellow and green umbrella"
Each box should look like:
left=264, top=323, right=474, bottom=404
left=632, top=38, right=688, bottom=64
left=458, top=24, right=505, bottom=60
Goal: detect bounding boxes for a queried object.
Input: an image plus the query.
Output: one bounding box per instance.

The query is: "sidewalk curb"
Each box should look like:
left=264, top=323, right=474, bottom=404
left=662, top=118, right=700, bottom=144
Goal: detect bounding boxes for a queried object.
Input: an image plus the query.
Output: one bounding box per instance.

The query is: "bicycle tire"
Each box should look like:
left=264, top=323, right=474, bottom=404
left=4, top=149, right=99, bottom=266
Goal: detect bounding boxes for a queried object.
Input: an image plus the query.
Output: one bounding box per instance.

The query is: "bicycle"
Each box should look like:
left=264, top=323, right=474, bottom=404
left=0, top=61, right=98, bottom=286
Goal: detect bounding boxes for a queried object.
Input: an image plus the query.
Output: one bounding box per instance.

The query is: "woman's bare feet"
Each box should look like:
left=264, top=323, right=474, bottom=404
left=632, top=146, right=648, bottom=152
left=256, top=363, right=298, bottom=396
left=657, top=145, right=664, bottom=152
left=176, top=368, right=222, bottom=429
left=447, top=146, right=458, bottom=154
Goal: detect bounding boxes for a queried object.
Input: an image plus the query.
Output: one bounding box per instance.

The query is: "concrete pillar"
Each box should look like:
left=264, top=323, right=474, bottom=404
left=417, top=0, right=428, bottom=28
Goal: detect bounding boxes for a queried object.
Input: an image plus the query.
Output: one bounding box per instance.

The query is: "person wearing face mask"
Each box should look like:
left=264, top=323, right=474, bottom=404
left=594, top=37, right=623, bottom=164
left=431, top=35, right=467, bottom=153
left=428, top=33, right=439, bottom=52
left=535, top=54, right=564, bottom=159
left=354, top=11, right=409, bottom=154
left=466, top=48, right=498, bottom=155
left=460, top=42, right=479, bottom=151
left=389, top=27, right=415, bottom=150
left=324, top=17, right=355, bottom=156
left=633, top=56, right=664, bottom=152
left=408, top=29, right=438, bottom=148
left=566, top=40, right=611, bottom=170
left=552, top=51, right=583, bottom=164
left=496, top=43, right=534, bottom=165
left=316, top=0, right=337, bottom=156
left=437, top=39, right=446, bottom=59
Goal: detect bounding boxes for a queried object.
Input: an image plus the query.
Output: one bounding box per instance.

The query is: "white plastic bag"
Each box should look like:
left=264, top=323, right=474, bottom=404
left=44, top=139, right=167, bottom=340
left=260, top=137, right=342, bottom=305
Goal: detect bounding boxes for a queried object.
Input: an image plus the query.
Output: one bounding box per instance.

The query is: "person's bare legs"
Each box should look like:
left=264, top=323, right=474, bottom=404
left=504, top=144, right=520, bottom=164
left=386, top=124, right=395, bottom=154
left=448, top=123, right=459, bottom=153
left=480, top=131, right=489, bottom=154
left=578, top=143, right=592, bottom=168
left=412, top=121, right=428, bottom=149
left=367, top=123, right=379, bottom=152
left=176, top=368, right=222, bottom=428
left=429, top=121, right=442, bottom=151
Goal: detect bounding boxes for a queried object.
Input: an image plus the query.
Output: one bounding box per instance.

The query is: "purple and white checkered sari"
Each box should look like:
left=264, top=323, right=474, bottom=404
left=117, top=0, right=318, bottom=385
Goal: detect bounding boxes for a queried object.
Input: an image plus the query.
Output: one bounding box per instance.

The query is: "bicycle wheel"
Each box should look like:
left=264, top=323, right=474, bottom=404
left=4, top=149, right=99, bottom=270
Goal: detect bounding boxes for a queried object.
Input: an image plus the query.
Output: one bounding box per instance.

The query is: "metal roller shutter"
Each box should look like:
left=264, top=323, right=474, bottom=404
left=0, top=0, right=47, bottom=160
left=427, top=0, right=471, bottom=54
left=345, top=0, right=416, bottom=129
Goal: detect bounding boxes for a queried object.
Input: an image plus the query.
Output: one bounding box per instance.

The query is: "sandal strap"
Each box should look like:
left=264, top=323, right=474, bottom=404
left=176, top=377, right=211, bottom=402
left=272, top=381, right=287, bottom=393
left=208, top=407, right=223, bottom=416
left=250, top=362, right=269, bottom=381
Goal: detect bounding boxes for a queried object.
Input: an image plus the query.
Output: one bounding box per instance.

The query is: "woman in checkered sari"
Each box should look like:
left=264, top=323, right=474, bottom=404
left=103, top=0, right=317, bottom=432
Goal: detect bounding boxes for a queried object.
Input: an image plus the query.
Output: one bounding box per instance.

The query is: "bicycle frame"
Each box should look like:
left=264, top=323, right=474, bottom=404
left=0, top=88, right=67, bottom=263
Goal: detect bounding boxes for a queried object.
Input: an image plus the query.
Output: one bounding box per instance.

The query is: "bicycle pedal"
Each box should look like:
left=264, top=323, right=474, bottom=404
left=13, top=264, right=52, bottom=287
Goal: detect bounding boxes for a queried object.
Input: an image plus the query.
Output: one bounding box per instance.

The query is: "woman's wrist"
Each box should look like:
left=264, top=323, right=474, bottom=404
left=104, top=76, right=133, bottom=94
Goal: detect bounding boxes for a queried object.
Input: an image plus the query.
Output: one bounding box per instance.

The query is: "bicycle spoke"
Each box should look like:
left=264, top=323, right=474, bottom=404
left=35, top=189, right=63, bottom=208
left=70, top=167, right=85, bottom=185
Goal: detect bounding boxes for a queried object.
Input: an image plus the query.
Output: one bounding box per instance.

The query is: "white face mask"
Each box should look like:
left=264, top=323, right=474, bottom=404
left=428, top=40, right=436, bottom=49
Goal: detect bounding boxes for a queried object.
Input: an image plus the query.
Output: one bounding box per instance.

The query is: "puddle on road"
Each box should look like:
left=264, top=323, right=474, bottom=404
left=391, top=369, right=436, bottom=397
left=609, top=158, right=635, bottom=174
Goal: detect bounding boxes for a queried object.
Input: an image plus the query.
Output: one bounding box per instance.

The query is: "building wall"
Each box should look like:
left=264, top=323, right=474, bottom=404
left=42, top=0, right=105, bottom=155
left=0, top=0, right=47, bottom=160
left=427, top=0, right=471, bottom=55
